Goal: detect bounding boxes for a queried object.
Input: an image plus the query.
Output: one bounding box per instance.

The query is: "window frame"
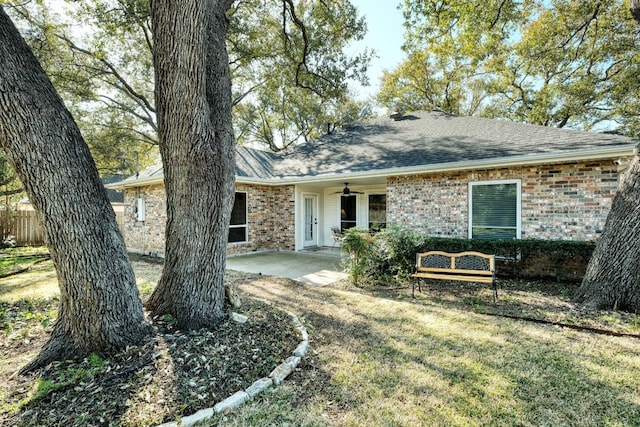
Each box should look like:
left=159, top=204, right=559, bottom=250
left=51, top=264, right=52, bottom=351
left=340, top=194, right=357, bottom=232
left=367, top=193, right=387, bottom=231
left=468, top=179, right=521, bottom=240
left=229, top=191, right=248, bottom=244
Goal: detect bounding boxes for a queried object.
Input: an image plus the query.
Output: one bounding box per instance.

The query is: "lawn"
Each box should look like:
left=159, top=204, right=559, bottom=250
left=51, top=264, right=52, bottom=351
left=224, top=276, right=640, bottom=427
left=1, top=250, right=639, bottom=426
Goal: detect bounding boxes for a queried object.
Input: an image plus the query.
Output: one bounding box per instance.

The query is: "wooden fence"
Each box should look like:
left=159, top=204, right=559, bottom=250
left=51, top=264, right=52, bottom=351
left=0, top=208, right=125, bottom=247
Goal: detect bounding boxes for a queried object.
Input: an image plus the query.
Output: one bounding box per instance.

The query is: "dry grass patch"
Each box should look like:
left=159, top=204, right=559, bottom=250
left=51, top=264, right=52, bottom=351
left=217, top=276, right=640, bottom=426
left=1, top=251, right=640, bottom=426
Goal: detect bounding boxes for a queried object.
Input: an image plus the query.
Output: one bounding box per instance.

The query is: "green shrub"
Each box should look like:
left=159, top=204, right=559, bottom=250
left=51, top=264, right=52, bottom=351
left=368, top=225, right=425, bottom=277
left=341, top=227, right=374, bottom=285
left=350, top=226, right=596, bottom=283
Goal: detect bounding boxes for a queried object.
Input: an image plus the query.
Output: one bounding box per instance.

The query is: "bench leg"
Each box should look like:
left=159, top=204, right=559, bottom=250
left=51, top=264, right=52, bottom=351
left=492, top=280, right=498, bottom=304
left=412, top=280, right=423, bottom=299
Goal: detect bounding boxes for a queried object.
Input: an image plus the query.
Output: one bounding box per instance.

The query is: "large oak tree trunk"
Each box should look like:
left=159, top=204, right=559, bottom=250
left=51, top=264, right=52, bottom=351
left=145, top=0, right=236, bottom=329
left=575, top=149, right=640, bottom=311
left=0, top=7, right=150, bottom=373
left=574, top=4, right=640, bottom=312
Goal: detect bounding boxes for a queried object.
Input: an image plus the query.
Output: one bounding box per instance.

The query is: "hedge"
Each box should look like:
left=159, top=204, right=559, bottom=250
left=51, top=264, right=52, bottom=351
left=351, top=226, right=596, bottom=283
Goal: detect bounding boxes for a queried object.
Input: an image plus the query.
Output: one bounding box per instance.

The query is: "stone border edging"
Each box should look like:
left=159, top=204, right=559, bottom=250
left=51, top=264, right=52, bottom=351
left=157, top=302, right=308, bottom=427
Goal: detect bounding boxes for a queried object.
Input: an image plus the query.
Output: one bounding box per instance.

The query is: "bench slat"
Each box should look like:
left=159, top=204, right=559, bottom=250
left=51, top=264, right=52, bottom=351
left=415, top=267, right=494, bottom=276
left=412, top=250, right=498, bottom=303
left=411, top=272, right=494, bottom=283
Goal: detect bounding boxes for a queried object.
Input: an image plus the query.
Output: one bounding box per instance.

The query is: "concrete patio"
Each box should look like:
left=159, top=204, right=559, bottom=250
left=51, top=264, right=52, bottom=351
left=226, top=249, right=348, bottom=286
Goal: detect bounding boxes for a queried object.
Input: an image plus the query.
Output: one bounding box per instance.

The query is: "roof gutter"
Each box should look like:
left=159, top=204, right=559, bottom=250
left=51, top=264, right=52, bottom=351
left=108, top=144, right=637, bottom=190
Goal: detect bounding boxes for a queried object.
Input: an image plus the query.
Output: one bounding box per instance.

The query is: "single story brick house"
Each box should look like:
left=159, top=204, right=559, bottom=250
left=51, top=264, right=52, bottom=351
left=110, top=111, right=638, bottom=257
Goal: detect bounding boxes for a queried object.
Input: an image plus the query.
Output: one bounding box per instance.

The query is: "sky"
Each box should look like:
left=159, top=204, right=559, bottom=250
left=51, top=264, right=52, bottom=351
left=347, top=1, right=406, bottom=101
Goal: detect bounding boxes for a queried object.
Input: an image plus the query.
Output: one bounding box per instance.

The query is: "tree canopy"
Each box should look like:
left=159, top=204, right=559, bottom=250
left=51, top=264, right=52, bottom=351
left=2, top=0, right=373, bottom=158
left=379, top=0, right=640, bottom=137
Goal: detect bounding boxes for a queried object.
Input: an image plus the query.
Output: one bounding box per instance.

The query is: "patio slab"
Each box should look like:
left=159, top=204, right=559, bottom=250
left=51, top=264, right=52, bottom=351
left=226, top=250, right=347, bottom=286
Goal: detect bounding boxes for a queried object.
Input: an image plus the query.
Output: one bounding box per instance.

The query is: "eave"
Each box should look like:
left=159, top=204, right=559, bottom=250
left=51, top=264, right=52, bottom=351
left=107, top=144, right=637, bottom=190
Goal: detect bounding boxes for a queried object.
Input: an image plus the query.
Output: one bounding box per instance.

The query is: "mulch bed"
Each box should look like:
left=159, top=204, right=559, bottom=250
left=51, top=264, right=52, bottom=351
left=0, top=275, right=300, bottom=426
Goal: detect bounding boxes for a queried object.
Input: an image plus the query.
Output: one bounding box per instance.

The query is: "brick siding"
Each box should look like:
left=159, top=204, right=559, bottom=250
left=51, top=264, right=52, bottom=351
left=123, top=183, right=295, bottom=256
left=123, top=158, right=626, bottom=255
left=387, top=159, right=626, bottom=241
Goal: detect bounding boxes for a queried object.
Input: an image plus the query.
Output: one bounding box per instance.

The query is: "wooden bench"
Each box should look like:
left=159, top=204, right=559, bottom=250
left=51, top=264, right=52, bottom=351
left=410, top=251, right=497, bottom=303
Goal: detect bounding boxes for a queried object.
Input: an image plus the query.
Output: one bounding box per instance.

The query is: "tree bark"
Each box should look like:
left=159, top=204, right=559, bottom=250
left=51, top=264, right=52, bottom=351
left=573, top=3, right=640, bottom=312
left=575, top=155, right=640, bottom=312
left=145, top=0, right=236, bottom=328
left=0, top=7, right=150, bottom=373
left=574, top=150, right=640, bottom=311
left=631, top=0, right=640, bottom=23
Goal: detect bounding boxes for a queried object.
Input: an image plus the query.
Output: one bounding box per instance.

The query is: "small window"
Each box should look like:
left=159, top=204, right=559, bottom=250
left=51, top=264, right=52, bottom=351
left=469, top=181, right=520, bottom=240
left=229, top=192, right=247, bottom=243
left=136, top=198, right=146, bottom=222
left=368, top=194, right=386, bottom=231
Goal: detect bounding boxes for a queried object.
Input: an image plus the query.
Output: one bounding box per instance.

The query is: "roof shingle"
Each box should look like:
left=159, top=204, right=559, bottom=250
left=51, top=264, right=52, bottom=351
left=114, top=111, right=638, bottom=187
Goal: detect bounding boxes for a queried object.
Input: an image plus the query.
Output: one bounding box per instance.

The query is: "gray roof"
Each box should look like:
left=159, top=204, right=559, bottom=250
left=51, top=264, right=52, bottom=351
left=114, top=111, right=638, bottom=187
left=272, top=111, right=637, bottom=178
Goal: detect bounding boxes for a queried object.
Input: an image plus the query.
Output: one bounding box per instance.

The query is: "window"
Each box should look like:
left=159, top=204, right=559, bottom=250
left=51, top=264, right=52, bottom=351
left=135, top=198, right=146, bottom=222
left=229, top=192, right=247, bottom=243
left=368, top=194, right=386, bottom=231
left=340, top=195, right=357, bottom=231
left=469, top=180, right=520, bottom=240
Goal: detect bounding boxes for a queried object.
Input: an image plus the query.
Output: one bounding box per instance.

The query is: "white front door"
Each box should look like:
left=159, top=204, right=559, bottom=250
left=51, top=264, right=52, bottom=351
left=303, top=194, right=318, bottom=247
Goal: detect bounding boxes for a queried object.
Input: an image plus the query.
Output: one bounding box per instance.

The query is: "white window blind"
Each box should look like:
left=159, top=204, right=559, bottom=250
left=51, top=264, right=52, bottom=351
left=470, top=181, right=520, bottom=240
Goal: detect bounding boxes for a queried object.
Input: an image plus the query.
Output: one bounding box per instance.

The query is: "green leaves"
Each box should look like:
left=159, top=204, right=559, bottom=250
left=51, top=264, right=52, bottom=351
left=3, top=0, right=372, bottom=159
left=384, top=0, right=640, bottom=137
left=229, top=0, right=374, bottom=150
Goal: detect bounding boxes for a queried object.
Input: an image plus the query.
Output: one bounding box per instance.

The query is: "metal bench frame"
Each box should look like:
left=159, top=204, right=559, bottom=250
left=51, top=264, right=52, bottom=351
left=410, top=251, right=497, bottom=303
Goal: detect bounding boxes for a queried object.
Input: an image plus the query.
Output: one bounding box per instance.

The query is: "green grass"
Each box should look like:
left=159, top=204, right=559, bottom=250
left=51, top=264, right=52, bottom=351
left=0, top=249, right=161, bottom=302
left=0, top=246, right=50, bottom=277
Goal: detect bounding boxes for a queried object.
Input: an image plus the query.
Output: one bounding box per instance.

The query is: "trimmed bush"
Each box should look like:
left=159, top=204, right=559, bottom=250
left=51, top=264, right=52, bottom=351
left=349, top=226, right=595, bottom=284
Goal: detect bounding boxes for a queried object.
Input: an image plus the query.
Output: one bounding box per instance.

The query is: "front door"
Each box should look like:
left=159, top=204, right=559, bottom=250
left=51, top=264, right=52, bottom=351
left=303, top=194, right=318, bottom=248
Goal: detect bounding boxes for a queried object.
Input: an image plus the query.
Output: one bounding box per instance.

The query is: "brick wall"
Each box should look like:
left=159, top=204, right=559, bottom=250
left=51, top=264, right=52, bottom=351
left=123, top=183, right=295, bottom=256
left=387, top=159, right=626, bottom=241
left=227, top=183, right=295, bottom=255
left=123, top=184, right=167, bottom=255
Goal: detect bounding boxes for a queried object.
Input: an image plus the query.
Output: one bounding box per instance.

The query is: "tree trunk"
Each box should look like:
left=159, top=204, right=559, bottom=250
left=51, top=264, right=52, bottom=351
left=0, top=7, right=150, bottom=373
left=573, top=2, right=640, bottom=312
left=145, top=0, right=236, bottom=329
left=631, top=0, right=640, bottom=22
left=574, top=149, right=640, bottom=311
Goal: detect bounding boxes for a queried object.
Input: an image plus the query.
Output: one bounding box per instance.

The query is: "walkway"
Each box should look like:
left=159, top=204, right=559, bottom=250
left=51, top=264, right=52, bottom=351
left=226, top=249, right=347, bottom=286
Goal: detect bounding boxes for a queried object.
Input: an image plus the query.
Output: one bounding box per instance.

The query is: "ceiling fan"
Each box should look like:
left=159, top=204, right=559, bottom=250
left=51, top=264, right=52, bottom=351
left=333, top=183, right=363, bottom=196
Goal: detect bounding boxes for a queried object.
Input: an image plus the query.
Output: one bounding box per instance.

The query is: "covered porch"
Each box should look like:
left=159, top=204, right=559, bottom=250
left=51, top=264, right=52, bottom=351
left=294, top=178, right=388, bottom=252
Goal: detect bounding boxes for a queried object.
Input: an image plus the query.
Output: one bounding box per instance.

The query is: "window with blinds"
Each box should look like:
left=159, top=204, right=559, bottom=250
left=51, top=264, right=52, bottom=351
left=469, top=181, right=520, bottom=240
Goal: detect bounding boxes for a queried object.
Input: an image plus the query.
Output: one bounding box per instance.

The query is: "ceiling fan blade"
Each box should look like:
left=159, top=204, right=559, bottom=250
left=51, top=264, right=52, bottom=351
left=331, top=183, right=363, bottom=195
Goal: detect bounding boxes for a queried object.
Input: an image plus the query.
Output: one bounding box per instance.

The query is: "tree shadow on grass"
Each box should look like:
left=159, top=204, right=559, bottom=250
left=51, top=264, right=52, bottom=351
left=365, top=277, right=640, bottom=337
left=236, top=273, right=640, bottom=426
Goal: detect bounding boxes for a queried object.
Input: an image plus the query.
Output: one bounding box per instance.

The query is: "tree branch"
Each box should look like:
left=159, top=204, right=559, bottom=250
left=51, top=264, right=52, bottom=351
left=281, top=0, right=339, bottom=96
left=54, top=33, right=156, bottom=114
left=97, top=94, right=157, bottom=131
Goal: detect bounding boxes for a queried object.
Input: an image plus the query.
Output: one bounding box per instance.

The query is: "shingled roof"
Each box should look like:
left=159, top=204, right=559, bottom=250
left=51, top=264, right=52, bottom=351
left=113, top=111, right=638, bottom=188
left=272, top=111, right=637, bottom=179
